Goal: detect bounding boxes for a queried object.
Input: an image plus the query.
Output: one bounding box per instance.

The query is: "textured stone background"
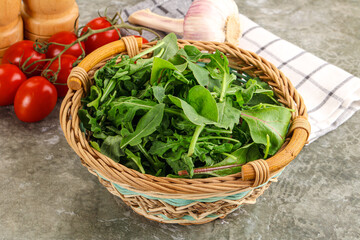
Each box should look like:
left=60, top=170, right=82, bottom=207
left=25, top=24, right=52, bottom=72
left=0, top=0, right=359, bottom=239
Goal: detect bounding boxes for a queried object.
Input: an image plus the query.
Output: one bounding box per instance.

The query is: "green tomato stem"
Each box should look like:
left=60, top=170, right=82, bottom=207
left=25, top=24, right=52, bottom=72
left=25, top=22, right=162, bottom=77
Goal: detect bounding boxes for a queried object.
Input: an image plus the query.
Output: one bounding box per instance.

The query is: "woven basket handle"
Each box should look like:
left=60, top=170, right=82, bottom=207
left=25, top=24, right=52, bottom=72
left=67, top=36, right=143, bottom=92
left=242, top=116, right=311, bottom=185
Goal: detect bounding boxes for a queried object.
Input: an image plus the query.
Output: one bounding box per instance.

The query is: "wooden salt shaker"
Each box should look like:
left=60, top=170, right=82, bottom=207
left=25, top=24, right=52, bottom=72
left=0, top=0, right=23, bottom=64
left=21, top=0, right=79, bottom=42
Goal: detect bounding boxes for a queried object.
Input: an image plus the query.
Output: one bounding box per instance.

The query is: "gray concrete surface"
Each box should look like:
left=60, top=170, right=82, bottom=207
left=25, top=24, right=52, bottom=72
left=1, top=0, right=360, bottom=239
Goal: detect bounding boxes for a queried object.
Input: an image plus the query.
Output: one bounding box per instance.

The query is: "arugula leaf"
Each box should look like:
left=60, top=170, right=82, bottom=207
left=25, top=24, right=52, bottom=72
left=108, top=97, right=157, bottom=127
left=124, top=149, right=145, bottom=174
left=129, top=58, right=153, bottom=75
left=149, top=140, right=183, bottom=157
left=212, top=143, right=233, bottom=154
left=78, top=109, right=102, bottom=133
left=87, top=85, right=102, bottom=110
left=241, top=106, right=291, bottom=155
left=120, top=103, right=165, bottom=147
left=165, top=151, right=194, bottom=177
left=204, top=50, right=236, bottom=102
left=152, top=86, right=166, bottom=103
left=100, top=135, right=125, bottom=162
left=236, top=78, right=278, bottom=107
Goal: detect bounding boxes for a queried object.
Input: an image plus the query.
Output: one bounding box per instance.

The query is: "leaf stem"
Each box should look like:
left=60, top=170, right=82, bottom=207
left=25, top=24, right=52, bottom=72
left=198, top=136, right=239, bottom=143
left=137, top=143, right=156, bottom=166
left=203, top=127, right=232, bottom=134
left=264, top=134, right=270, bottom=159
left=132, top=41, right=165, bottom=61
left=187, top=124, right=204, bottom=157
left=164, top=108, right=186, bottom=118
left=219, top=75, right=227, bottom=103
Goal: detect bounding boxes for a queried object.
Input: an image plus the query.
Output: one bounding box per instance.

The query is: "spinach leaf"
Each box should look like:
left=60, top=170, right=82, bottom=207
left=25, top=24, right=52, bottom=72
left=78, top=33, right=291, bottom=178
left=177, top=45, right=206, bottom=62
left=216, top=97, right=241, bottom=130
left=241, top=106, right=291, bottom=155
left=153, top=32, right=178, bottom=60
left=150, top=57, right=187, bottom=85
left=187, top=85, right=218, bottom=122
left=168, top=54, right=188, bottom=72
left=192, top=143, right=261, bottom=177
left=168, top=95, right=216, bottom=126
left=187, top=61, right=211, bottom=87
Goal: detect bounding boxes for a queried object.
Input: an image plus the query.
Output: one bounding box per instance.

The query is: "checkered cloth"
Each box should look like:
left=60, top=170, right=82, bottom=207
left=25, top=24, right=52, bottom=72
left=122, top=0, right=360, bottom=143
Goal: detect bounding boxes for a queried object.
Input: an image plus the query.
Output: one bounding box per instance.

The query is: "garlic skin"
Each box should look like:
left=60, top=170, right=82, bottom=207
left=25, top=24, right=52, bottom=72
left=128, top=9, right=184, bottom=36
left=183, top=0, right=240, bottom=43
left=128, top=0, right=242, bottom=45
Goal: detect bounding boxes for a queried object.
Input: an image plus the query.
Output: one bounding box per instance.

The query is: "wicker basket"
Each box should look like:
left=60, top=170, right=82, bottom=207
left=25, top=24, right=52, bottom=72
left=60, top=36, right=311, bottom=225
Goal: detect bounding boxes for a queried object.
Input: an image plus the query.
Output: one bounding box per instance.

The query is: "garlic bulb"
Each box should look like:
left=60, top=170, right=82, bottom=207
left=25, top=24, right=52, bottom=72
left=128, top=0, right=242, bottom=45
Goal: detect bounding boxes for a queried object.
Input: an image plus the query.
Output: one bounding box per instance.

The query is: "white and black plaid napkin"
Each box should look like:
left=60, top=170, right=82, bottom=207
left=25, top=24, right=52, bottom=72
left=122, top=0, right=360, bottom=143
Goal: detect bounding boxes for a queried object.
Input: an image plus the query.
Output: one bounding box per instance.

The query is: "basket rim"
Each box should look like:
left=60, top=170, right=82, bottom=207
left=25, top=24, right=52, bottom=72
left=60, top=38, right=309, bottom=198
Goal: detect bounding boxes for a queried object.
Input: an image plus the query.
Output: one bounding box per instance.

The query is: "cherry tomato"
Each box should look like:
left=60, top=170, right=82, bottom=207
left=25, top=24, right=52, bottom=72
left=0, top=64, right=27, bottom=106
left=14, top=76, right=57, bottom=122
left=44, top=54, right=77, bottom=97
left=81, top=17, right=120, bottom=54
left=134, top=35, right=149, bottom=44
left=46, top=31, right=85, bottom=59
left=2, top=40, right=46, bottom=77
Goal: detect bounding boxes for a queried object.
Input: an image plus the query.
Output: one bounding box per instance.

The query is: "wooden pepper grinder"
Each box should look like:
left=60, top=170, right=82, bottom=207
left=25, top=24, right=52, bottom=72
left=0, top=0, right=23, bottom=64
left=21, top=0, right=79, bottom=41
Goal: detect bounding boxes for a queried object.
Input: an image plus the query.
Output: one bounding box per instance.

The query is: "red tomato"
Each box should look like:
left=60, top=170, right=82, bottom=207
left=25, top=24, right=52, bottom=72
left=14, top=76, right=57, bottom=122
left=2, top=40, right=46, bottom=77
left=44, top=54, right=77, bottom=97
left=0, top=64, right=27, bottom=106
left=134, top=35, right=149, bottom=44
left=46, top=31, right=85, bottom=59
left=81, top=17, right=120, bottom=54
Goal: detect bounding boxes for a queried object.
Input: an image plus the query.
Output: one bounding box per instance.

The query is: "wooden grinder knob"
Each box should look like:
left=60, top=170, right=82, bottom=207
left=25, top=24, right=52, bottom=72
left=0, top=0, right=23, bottom=64
left=21, top=0, right=79, bottom=42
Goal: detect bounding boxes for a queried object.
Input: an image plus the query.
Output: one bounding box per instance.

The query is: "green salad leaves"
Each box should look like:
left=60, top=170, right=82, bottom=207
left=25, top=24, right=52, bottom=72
left=78, top=33, right=291, bottom=178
